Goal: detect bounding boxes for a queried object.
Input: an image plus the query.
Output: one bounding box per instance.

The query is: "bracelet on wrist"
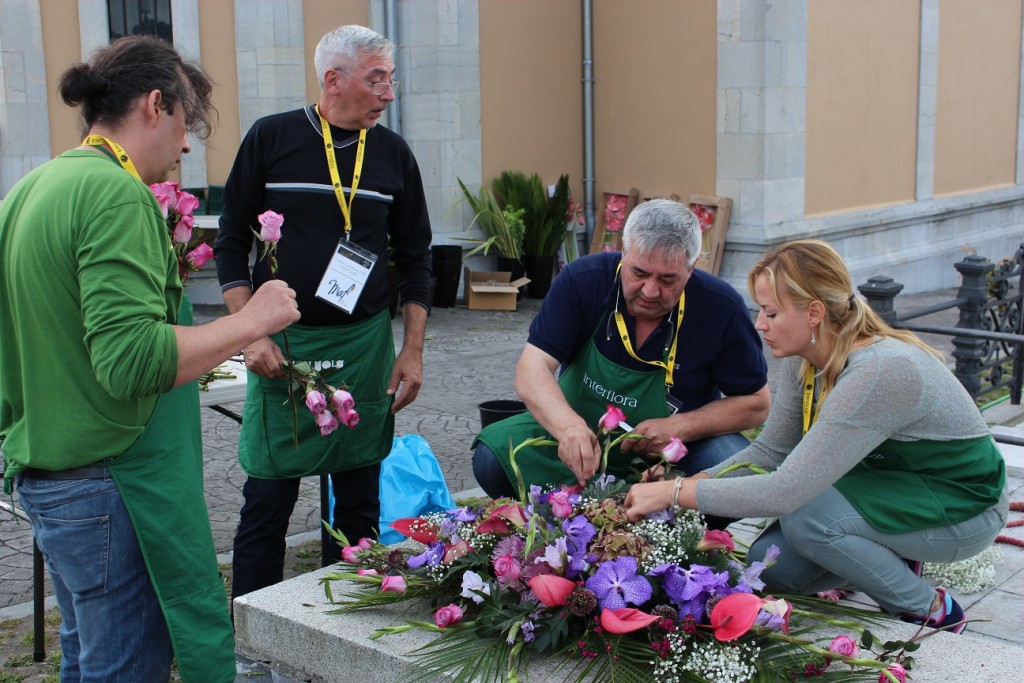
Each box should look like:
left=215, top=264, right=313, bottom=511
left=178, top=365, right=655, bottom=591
left=670, top=476, right=684, bottom=514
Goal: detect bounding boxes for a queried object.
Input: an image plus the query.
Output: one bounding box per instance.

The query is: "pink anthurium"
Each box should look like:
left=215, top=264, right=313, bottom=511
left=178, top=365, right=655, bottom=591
left=599, top=607, right=660, bottom=634
left=696, top=529, right=735, bottom=553
left=528, top=575, right=576, bottom=607
left=710, top=592, right=766, bottom=641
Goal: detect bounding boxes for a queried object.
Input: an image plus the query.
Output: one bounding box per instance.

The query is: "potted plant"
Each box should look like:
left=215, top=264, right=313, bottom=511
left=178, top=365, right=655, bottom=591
left=455, top=178, right=526, bottom=281
left=492, top=171, right=571, bottom=299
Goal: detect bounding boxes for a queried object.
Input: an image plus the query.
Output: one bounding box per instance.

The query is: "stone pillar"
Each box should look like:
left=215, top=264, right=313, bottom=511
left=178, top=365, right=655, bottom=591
left=0, top=0, right=51, bottom=197
left=915, top=0, right=939, bottom=199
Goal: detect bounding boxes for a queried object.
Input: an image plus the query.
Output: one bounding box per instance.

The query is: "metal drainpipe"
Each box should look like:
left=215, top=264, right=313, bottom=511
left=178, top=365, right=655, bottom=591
left=385, top=0, right=402, bottom=135
left=582, top=0, right=596, bottom=252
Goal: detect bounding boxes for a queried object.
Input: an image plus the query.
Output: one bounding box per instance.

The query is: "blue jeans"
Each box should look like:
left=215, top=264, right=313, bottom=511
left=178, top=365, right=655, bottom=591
left=231, top=463, right=381, bottom=599
left=749, top=486, right=1009, bottom=614
left=16, top=473, right=172, bottom=683
left=472, top=431, right=749, bottom=499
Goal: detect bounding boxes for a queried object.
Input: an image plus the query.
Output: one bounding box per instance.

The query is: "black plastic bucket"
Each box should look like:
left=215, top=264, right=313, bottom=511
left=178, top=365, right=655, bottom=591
left=431, top=245, right=463, bottom=308
left=478, top=399, right=527, bottom=429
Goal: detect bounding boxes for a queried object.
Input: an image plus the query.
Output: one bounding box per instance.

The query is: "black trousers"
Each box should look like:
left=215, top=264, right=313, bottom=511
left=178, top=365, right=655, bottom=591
left=230, top=462, right=381, bottom=600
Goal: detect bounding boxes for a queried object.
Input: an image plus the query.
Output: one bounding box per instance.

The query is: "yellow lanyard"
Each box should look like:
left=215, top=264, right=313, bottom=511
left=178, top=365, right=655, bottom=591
left=801, top=364, right=818, bottom=435
left=82, top=134, right=142, bottom=181
left=612, top=264, right=685, bottom=388
left=315, top=104, right=366, bottom=239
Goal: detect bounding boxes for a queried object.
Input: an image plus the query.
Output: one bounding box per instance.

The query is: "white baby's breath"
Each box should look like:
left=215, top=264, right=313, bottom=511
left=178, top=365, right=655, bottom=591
left=923, top=546, right=1002, bottom=594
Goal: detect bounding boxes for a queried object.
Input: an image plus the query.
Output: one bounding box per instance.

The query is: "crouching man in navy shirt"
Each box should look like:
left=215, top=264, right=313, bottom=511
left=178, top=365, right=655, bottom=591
left=472, top=199, right=770, bottom=498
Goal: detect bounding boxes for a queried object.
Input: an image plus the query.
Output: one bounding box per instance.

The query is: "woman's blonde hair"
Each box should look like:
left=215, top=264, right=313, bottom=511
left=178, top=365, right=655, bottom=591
left=748, top=239, right=942, bottom=402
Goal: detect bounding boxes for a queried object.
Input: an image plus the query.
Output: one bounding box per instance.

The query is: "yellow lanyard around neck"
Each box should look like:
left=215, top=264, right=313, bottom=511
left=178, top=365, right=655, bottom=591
left=315, top=104, right=366, bottom=239
left=612, top=263, right=685, bottom=388
left=802, top=364, right=818, bottom=435
left=82, top=134, right=142, bottom=182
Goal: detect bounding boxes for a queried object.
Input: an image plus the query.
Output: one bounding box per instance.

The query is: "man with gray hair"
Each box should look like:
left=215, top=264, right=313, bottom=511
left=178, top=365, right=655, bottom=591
left=472, top=199, right=769, bottom=499
left=215, top=25, right=432, bottom=600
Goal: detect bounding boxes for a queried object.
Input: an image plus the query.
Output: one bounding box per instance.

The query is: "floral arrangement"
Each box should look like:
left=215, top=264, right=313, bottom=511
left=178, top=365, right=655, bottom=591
left=250, top=209, right=359, bottom=439
left=688, top=203, right=716, bottom=233
left=320, top=410, right=930, bottom=683
left=149, top=181, right=214, bottom=282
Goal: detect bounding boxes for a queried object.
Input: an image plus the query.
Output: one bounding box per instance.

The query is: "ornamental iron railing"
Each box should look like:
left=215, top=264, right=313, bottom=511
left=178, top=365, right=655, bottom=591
left=858, top=242, right=1024, bottom=410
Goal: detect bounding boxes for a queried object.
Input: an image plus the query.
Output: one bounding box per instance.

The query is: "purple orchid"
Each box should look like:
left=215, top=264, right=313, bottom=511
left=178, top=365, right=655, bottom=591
left=447, top=507, right=479, bottom=523
left=407, top=541, right=446, bottom=569
left=585, top=556, right=653, bottom=611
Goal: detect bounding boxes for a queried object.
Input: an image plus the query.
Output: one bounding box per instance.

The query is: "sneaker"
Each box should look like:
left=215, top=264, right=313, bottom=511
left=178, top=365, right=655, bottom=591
left=900, top=587, right=967, bottom=634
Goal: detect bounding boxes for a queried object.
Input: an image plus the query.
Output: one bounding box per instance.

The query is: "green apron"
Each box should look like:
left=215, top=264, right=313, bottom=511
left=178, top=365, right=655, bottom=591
left=476, top=318, right=669, bottom=491
left=239, top=311, right=396, bottom=479
left=108, top=297, right=235, bottom=683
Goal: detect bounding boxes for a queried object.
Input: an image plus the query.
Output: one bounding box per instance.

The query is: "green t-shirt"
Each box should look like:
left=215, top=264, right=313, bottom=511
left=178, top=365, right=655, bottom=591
left=0, top=149, right=180, bottom=474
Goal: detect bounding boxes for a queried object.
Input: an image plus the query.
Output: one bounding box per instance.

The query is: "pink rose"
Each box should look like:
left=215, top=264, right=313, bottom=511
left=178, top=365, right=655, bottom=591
left=356, top=568, right=378, bottom=576
left=336, top=407, right=360, bottom=429
left=828, top=634, right=860, bottom=659
left=597, top=405, right=626, bottom=432
left=433, top=603, right=464, bottom=629
left=152, top=192, right=171, bottom=218
left=316, top=410, right=338, bottom=436
left=492, top=554, right=521, bottom=585
left=305, top=390, right=328, bottom=414
left=381, top=575, right=407, bottom=593
left=176, top=190, right=200, bottom=217
left=172, top=214, right=194, bottom=244
left=185, top=243, right=214, bottom=269
left=661, top=436, right=688, bottom=464
left=357, top=537, right=373, bottom=549
left=331, top=389, right=355, bottom=412
left=549, top=490, right=572, bottom=518
left=341, top=546, right=362, bottom=563
left=257, top=210, right=284, bottom=242
left=878, top=664, right=906, bottom=683
left=696, top=529, right=735, bottom=553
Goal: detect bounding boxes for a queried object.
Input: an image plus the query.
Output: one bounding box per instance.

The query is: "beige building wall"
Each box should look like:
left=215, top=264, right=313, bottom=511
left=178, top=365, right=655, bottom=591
left=592, top=0, right=717, bottom=200
left=40, top=1, right=83, bottom=156
left=933, top=0, right=1022, bottom=196
left=199, top=1, right=241, bottom=186
left=479, top=0, right=584, bottom=199
left=303, top=0, right=368, bottom=105
left=805, top=0, right=919, bottom=216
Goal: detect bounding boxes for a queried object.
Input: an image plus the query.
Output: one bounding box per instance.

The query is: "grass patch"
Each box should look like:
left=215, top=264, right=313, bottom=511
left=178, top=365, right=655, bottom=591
left=2, top=653, right=33, bottom=668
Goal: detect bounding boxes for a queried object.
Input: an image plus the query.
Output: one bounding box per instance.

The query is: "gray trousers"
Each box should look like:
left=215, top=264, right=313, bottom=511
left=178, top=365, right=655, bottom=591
left=749, top=486, right=1008, bottom=615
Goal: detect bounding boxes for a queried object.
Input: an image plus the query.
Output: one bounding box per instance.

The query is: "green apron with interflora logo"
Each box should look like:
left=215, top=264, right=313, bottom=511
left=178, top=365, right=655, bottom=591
left=239, top=311, right=395, bottom=479
left=109, top=297, right=235, bottom=682
left=475, top=317, right=669, bottom=491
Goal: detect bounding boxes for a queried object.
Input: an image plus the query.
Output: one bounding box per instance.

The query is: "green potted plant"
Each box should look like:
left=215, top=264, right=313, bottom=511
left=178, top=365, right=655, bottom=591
left=492, top=171, right=571, bottom=298
left=455, top=178, right=526, bottom=279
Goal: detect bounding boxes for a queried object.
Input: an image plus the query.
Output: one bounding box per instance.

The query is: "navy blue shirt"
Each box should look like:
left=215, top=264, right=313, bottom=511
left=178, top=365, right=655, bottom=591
left=528, top=252, right=767, bottom=413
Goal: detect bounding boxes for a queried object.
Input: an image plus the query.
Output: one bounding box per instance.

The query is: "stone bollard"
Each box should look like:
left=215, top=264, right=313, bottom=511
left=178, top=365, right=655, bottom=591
left=952, top=254, right=994, bottom=399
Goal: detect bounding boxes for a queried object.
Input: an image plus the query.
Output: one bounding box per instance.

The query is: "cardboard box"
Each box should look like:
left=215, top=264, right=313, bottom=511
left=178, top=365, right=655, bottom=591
left=463, top=267, right=531, bottom=311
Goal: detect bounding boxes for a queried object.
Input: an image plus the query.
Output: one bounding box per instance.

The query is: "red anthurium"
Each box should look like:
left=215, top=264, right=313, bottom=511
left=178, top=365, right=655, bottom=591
left=599, top=608, right=660, bottom=634
left=443, top=539, right=471, bottom=564
left=528, top=575, right=576, bottom=607
left=476, top=516, right=511, bottom=535
left=696, top=529, right=735, bottom=553
left=390, top=517, right=439, bottom=544
left=710, top=592, right=766, bottom=641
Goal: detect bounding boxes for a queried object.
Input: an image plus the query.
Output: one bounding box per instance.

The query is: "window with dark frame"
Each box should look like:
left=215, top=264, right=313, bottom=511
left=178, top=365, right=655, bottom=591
left=108, top=0, right=173, bottom=42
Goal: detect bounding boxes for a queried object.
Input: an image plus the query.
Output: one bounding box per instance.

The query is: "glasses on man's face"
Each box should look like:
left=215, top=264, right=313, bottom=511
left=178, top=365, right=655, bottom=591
left=333, top=67, right=399, bottom=96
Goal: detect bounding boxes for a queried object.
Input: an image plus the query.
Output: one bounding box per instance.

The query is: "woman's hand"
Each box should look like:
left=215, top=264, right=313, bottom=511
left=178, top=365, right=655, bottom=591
left=623, top=479, right=676, bottom=522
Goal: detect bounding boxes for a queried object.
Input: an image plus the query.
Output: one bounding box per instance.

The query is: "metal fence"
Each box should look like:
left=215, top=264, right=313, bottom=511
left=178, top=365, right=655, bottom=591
left=858, top=242, right=1024, bottom=408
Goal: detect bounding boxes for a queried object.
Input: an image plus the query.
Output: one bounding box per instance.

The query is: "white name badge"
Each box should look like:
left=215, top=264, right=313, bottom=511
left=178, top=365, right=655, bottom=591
left=315, top=239, right=378, bottom=313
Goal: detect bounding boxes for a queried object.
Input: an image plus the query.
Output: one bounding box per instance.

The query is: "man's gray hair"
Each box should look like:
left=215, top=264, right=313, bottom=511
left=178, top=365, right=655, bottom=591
left=621, top=199, right=703, bottom=270
left=314, top=25, right=394, bottom=87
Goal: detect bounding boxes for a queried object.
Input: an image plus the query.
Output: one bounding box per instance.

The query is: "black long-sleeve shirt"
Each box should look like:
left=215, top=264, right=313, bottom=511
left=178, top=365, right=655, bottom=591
left=215, top=106, right=432, bottom=326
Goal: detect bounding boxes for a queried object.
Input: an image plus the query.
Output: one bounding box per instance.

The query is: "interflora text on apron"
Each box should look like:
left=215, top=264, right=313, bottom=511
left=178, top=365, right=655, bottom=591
left=581, top=372, right=639, bottom=408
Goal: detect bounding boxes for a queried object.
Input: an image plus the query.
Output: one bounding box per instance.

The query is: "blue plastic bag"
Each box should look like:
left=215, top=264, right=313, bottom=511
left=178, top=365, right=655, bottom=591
left=329, top=434, right=455, bottom=545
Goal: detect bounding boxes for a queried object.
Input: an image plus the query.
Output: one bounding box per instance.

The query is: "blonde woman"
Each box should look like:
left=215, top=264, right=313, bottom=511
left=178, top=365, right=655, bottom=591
left=625, top=239, right=1008, bottom=633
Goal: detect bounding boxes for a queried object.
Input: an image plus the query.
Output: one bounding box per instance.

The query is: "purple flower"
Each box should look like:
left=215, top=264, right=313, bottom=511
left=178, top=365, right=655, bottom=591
left=528, top=485, right=543, bottom=506
left=407, top=541, right=445, bottom=569
left=650, top=563, right=716, bottom=605
left=562, top=515, right=596, bottom=554
left=585, top=556, right=652, bottom=611
left=447, top=507, right=478, bottom=523
left=521, top=620, right=536, bottom=642
left=492, top=535, right=525, bottom=560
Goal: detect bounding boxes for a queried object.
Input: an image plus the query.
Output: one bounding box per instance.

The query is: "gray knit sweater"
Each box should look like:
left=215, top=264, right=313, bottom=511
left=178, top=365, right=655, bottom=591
left=696, top=337, right=1000, bottom=519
